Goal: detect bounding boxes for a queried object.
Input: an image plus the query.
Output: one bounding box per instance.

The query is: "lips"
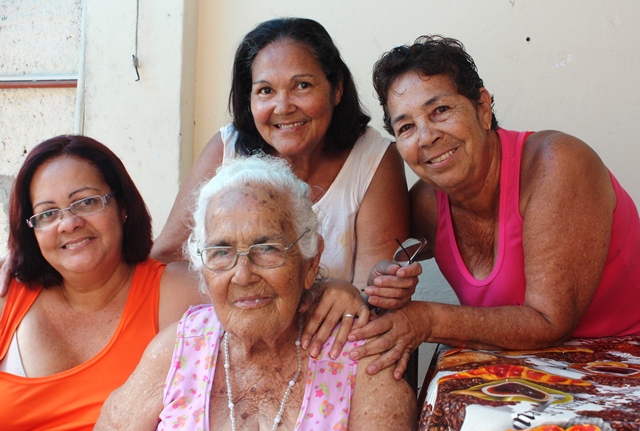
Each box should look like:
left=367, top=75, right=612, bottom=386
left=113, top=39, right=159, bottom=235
left=234, top=296, right=272, bottom=309
left=275, top=121, right=306, bottom=130
left=61, top=237, right=93, bottom=249
left=428, top=148, right=456, bottom=164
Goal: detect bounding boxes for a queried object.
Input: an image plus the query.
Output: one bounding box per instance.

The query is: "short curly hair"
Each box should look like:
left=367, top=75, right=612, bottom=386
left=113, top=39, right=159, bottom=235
left=373, top=35, right=498, bottom=135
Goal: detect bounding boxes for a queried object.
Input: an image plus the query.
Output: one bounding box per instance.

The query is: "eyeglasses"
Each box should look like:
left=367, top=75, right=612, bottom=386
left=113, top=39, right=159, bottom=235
left=393, top=237, right=429, bottom=266
left=27, top=194, right=112, bottom=230
left=197, top=229, right=309, bottom=271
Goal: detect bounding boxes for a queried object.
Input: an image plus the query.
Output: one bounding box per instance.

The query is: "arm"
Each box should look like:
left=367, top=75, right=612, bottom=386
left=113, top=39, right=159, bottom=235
left=158, top=261, right=207, bottom=330
left=302, top=145, right=410, bottom=358
left=349, top=351, right=417, bottom=431
left=353, top=144, right=411, bottom=303
left=350, top=131, right=617, bottom=375
left=151, top=132, right=225, bottom=263
left=95, top=323, right=177, bottom=430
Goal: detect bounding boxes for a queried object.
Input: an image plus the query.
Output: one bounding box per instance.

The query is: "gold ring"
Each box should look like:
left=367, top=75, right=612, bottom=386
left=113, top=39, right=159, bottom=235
left=343, top=313, right=355, bottom=318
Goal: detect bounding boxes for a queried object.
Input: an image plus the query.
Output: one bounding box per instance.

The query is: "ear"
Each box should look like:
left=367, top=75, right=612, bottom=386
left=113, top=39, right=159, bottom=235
left=477, top=87, right=493, bottom=130
left=303, top=234, right=324, bottom=291
left=333, top=79, right=344, bottom=107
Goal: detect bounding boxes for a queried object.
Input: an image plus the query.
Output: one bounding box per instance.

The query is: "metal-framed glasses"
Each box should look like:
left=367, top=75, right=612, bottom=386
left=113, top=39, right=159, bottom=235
left=198, top=229, right=309, bottom=271
left=26, top=194, right=112, bottom=230
left=393, top=237, right=429, bottom=266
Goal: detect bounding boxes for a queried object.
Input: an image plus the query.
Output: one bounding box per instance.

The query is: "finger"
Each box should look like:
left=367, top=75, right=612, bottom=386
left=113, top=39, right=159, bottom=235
left=371, top=275, right=418, bottom=289
left=396, top=261, right=423, bottom=277
left=329, top=313, right=355, bottom=359
left=351, top=304, right=370, bottom=330
left=364, top=344, right=406, bottom=375
left=348, top=315, right=393, bottom=342
left=367, top=295, right=409, bottom=311
left=366, top=285, right=410, bottom=300
left=307, top=306, right=343, bottom=358
left=348, top=331, right=395, bottom=361
left=300, top=298, right=333, bottom=351
left=393, top=351, right=411, bottom=380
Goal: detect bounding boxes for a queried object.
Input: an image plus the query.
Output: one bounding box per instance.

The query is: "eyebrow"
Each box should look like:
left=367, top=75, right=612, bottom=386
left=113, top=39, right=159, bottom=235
left=33, top=187, right=100, bottom=210
left=208, top=234, right=283, bottom=248
left=251, top=73, right=315, bottom=86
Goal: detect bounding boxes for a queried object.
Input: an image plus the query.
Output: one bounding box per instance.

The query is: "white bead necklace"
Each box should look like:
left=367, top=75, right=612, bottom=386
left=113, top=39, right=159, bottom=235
left=223, top=320, right=303, bottom=431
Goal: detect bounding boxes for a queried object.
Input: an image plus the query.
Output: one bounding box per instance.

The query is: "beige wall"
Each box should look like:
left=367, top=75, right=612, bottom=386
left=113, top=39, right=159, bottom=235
left=193, top=0, right=640, bottom=307
left=2, top=1, right=639, bottom=293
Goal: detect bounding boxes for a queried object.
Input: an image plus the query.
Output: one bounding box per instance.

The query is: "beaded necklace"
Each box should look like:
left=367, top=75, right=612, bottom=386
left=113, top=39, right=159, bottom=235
left=223, top=321, right=303, bottom=431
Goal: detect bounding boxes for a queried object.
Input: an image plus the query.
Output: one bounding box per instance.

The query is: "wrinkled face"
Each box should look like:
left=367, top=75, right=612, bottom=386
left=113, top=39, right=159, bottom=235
left=250, top=39, right=343, bottom=157
left=201, top=184, right=320, bottom=340
left=29, top=156, right=124, bottom=279
left=387, top=72, right=493, bottom=193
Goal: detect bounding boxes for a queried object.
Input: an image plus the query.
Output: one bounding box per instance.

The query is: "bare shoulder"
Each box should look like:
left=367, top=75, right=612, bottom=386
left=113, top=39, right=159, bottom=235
left=158, top=262, right=206, bottom=330
left=95, top=323, right=178, bottom=430
left=349, top=353, right=417, bottom=431
left=520, top=130, right=615, bottom=211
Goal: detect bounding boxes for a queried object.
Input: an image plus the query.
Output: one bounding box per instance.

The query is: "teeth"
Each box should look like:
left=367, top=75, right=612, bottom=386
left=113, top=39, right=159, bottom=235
left=430, top=149, right=455, bottom=164
left=64, top=237, right=91, bottom=249
left=277, top=121, right=305, bottom=130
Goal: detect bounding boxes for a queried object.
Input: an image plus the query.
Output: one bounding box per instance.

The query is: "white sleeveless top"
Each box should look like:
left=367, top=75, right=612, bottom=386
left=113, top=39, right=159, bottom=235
left=220, top=124, right=391, bottom=282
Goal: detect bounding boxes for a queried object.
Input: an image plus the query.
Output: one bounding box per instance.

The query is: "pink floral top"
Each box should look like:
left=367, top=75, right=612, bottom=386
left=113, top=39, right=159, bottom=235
left=158, top=305, right=360, bottom=431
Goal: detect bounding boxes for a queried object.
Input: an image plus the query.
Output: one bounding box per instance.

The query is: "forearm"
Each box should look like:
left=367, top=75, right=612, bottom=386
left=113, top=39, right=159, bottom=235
left=416, top=301, right=572, bottom=350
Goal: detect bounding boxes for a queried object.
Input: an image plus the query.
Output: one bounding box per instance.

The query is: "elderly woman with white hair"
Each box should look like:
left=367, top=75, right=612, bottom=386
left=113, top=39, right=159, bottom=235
left=95, top=155, right=416, bottom=431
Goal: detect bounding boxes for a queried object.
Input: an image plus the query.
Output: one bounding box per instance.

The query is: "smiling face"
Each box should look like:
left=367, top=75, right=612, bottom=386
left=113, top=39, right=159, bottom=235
left=387, top=72, right=494, bottom=193
left=250, top=39, right=343, bottom=158
left=29, top=156, right=124, bottom=280
left=201, top=184, right=320, bottom=341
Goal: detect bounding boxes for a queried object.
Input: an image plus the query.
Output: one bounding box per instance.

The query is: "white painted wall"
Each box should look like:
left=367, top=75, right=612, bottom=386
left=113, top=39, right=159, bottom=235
left=2, top=0, right=639, bottom=381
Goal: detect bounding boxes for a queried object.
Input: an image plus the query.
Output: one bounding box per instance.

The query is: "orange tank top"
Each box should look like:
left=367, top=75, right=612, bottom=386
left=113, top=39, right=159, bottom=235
left=0, top=258, right=164, bottom=431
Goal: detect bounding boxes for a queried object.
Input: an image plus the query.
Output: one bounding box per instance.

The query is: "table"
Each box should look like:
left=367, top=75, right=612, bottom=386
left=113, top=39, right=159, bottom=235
left=418, top=336, right=640, bottom=431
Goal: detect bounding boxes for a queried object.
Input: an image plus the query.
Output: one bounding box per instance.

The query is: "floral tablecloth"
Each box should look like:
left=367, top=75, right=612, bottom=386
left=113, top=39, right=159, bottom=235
left=419, top=336, right=640, bottom=431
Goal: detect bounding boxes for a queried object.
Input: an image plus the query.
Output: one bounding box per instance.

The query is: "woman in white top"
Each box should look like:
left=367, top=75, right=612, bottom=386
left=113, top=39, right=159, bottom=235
left=152, top=18, right=416, bottom=357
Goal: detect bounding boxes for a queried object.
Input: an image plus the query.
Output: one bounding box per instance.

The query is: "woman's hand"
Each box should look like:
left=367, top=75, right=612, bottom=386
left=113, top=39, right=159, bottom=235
left=348, top=302, right=427, bottom=380
left=365, top=260, right=421, bottom=310
left=301, top=278, right=370, bottom=360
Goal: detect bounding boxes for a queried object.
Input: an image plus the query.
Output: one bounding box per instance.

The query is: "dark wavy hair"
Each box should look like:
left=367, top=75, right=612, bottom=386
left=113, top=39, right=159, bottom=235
left=373, top=35, right=499, bottom=135
left=229, top=17, right=370, bottom=154
left=8, top=135, right=153, bottom=289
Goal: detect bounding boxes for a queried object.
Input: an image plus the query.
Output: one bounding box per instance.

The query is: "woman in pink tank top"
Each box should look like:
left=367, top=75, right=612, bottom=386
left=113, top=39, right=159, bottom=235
left=348, top=35, right=640, bottom=380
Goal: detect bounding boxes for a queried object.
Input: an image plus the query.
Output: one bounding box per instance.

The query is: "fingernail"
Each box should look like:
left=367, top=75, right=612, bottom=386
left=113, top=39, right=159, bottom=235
left=347, top=334, right=356, bottom=342
left=330, top=350, right=338, bottom=360
left=367, top=365, right=378, bottom=374
left=310, top=346, right=319, bottom=357
left=350, top=351, right=359, bottom=360
left=301, top=339, right=310, bottom=350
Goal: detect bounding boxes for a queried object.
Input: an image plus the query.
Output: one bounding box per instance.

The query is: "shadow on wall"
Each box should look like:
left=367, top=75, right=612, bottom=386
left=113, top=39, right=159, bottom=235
left=1, top=174, right=14, bottom=247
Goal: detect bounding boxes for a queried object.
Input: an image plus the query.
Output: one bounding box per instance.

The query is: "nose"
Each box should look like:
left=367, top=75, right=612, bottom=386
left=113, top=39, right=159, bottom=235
left=231, top=254, right=259, bottom=286
left=416, top=122, right=440, bottom=148
left=56, top=208, right=84, bottom=231
left=273, top=91, right=295, bottom=115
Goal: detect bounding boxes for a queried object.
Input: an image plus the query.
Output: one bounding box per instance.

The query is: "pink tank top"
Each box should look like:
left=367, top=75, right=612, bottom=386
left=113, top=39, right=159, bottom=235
left=158, top=305, right=359, bottom=430
left=435, top=128, right=640, bottom=337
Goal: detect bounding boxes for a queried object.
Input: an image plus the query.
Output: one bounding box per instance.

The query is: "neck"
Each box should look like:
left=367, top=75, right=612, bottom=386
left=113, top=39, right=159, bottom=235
left=57, top=261, right=135, bottom=312
left=226, top=317, right=303, bottom=361
left=449, top=131, right=502, bottom=217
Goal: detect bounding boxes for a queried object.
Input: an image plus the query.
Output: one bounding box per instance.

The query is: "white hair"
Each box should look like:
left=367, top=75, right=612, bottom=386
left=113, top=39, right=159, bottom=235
left=185, top=155, right=321, bottom=271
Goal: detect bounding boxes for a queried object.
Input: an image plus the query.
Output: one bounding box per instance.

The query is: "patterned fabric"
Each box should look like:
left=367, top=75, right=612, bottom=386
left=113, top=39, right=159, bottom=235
left=159, top=305, right=360, bottom=430
left=221, top=124, right=391, bottom=283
